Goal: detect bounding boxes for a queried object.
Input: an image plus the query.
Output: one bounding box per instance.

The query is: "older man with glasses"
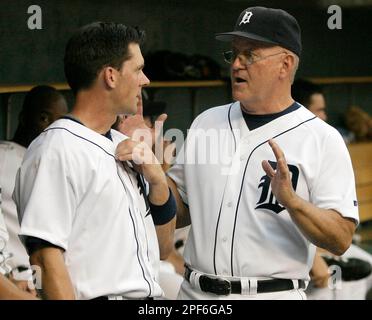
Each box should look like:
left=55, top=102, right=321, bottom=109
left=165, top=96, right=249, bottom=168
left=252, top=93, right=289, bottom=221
left=167, top=7, right=358, bottom=300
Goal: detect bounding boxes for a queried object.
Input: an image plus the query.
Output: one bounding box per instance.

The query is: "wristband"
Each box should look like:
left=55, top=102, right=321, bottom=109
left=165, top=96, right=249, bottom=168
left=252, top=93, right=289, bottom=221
left=150, top=188, right=176, bottom=225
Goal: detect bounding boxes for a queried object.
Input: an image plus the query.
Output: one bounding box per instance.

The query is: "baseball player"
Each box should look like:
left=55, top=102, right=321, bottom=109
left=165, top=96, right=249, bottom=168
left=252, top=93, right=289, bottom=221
left=118, top=93, right=184, bottom=300
left=14, top=22, right=176, bottom=300
left=0, top=86, right=67, bottom=295
left=292, top=79, right=327, bottom=122
left=167, top=7, right=358, bottom=300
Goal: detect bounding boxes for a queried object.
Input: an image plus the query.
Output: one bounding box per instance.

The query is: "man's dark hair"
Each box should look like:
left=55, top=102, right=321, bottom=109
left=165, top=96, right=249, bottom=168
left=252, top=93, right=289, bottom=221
left=64, top=22, right=145, bottom=94
left=13, top=85, right=66, bottom=147
left=291, top=79, right=323, bottom=107
left=20, top=85, right=63, bottom=118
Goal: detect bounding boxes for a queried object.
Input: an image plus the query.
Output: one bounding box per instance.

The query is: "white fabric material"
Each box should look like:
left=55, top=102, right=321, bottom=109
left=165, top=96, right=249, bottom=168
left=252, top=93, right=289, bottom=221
left=174, top=226, right=190, bottom=256
left=158, top=260, right=184, bottom=299
left=0, top=191, right=8, bottom=244
left=249, top=278, right=258, bottom=296
left=292, top=279, right=299, bottom=290
left=14, top=119, right=163, bottom=300
left=191, top=271, right=202, bottom=292
left=157, top=227, right=190, bottom=299
left=240, top=277, right=250, bottom=295
left=0, top=189, right=10, bottom=275
left=168, top=102, right=359, bottom=299
left=0, top=141, right=31, bottom=280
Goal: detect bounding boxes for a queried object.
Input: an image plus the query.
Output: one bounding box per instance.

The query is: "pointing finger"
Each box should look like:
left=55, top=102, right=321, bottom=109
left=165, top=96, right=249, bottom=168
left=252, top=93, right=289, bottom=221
left=262, top=160, right=275, bottom=178
left=155, top=113, right=168, bottom=124
left=268, top=139, right=283, bottom=160
left=268, top=139, right=289, bottom=174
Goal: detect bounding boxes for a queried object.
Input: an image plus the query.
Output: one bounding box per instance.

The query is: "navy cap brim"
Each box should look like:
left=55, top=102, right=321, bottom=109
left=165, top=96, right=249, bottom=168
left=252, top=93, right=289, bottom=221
left=215, top=31, right=279, bottom=46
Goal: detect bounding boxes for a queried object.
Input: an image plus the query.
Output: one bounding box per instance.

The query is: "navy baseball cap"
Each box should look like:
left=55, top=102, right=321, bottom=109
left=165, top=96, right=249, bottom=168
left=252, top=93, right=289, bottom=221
left=215, top=7, right=302, bottom=57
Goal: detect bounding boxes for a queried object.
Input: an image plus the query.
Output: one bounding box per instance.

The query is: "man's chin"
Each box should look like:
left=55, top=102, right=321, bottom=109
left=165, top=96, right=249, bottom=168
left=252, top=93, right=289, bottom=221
left=121, top=104, right=136, bottom=115
left=232, top=92, right=245, bottom=103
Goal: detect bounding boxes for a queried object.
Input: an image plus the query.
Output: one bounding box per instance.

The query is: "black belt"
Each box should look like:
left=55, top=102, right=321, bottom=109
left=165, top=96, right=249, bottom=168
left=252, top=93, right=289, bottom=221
left=185, top=266, right=306, bottom=296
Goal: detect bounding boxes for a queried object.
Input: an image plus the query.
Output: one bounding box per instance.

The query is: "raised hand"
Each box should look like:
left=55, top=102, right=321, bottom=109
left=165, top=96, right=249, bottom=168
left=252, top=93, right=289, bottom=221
left=261, top=139, right=298, bottom=209
left=116, top=93, right=167, bottom=148
left=115, top=138, right=166, bottom=186
left=161, top=139, right=176, bottom=172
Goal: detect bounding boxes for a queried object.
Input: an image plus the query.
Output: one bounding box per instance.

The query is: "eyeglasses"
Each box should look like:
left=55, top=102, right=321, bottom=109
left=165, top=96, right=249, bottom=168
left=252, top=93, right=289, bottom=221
left=223, top=49, right=287, bottom=66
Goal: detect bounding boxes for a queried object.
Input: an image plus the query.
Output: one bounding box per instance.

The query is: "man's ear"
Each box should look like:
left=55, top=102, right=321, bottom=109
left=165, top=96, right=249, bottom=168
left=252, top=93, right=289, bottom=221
left=279, top=54, right=295, bottom=80
left=103, top=67, right=117, bottom=89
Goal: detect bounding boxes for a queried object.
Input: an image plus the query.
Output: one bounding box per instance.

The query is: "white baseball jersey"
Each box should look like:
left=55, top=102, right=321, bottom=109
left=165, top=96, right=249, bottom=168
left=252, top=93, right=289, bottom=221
left=0, top=187, right=10, bottom=275
left=168, top=102, right=359, bottom=284
left=0, top=189, right=8, bottom=243
left=0, top=141, right=32, bottom=279
left=14, top=119, right=163, bottom=300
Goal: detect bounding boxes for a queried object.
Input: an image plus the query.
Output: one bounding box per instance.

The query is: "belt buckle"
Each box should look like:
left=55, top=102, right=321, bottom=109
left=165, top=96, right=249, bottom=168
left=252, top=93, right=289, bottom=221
left=213, top=277, right=231, bottom=295
left=200, top=275, right=231, bottom=296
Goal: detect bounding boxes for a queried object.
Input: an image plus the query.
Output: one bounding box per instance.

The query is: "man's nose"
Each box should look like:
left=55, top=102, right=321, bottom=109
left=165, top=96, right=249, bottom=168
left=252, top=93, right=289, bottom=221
left=141, top=72, right=150, bottom=86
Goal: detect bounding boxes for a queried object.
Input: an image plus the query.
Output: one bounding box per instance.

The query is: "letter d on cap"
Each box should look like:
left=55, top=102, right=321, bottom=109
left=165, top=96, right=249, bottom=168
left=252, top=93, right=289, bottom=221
left=239, top=11, right=253, bottom=25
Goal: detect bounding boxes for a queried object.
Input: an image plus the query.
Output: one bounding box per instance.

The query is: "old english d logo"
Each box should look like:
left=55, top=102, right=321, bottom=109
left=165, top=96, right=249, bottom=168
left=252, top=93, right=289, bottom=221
left=255, top=160, right=299, bottom=214
left=239, top=11, right=253, bottom=25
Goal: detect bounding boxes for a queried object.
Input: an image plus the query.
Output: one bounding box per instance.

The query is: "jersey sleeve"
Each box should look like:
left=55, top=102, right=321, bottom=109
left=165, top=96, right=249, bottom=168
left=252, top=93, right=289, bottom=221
left=0, top=202, right=9, bottom=245
left=1, top=191, right=11, bottom=275
left=14, top=143, right=77, bottom=251
left=166, top=110, right=211, bottom=206
left=310, top=128, right=359, bottom=224
left=166, top=134, right=188, bottom=204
